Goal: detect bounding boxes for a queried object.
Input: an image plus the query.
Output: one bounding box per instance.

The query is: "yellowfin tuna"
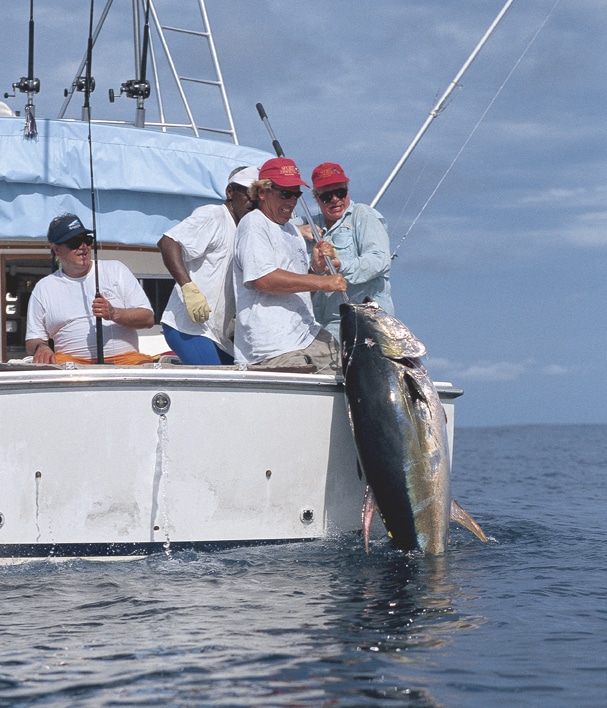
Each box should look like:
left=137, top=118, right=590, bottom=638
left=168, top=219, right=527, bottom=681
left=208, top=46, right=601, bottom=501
left=340, top=301, right=487, bottom=553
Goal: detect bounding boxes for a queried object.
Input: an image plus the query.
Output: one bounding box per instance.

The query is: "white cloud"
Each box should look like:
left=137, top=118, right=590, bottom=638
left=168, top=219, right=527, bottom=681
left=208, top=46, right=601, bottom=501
left=427, top=358, right=568, bottom=383
left=521, top=186, right=607, bottom=208
left=519, top=209, right=607, bottom=249
left=455, top=362, right=526, bottom=382
left=541, top=365, right=567, bottom=376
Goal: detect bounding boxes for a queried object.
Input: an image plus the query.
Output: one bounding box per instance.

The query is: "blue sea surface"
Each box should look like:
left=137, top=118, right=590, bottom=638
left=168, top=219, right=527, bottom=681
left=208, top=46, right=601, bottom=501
left=0, top=425, right=605, bottom=707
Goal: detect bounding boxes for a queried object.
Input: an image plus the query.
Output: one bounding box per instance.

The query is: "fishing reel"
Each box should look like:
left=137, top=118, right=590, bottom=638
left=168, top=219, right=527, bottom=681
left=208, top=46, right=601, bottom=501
left=64, top=76, right=95, bottom=97
left=108, top=78, right=150, bottom=103
left=4, top=76, right=40, bottom=99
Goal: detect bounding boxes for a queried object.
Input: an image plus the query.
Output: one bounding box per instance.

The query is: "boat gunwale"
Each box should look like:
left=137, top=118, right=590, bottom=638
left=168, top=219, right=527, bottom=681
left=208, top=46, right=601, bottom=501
left=0, top=363, right=463, bottom=397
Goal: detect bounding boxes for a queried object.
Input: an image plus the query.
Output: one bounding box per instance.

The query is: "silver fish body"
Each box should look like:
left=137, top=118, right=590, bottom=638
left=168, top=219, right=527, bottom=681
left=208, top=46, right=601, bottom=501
left=340, top=301, right=451, bottom=553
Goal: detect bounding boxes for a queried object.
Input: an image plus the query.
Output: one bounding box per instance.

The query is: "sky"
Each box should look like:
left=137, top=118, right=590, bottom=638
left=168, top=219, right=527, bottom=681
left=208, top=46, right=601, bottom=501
left=1, top=0, right=605, bottom=427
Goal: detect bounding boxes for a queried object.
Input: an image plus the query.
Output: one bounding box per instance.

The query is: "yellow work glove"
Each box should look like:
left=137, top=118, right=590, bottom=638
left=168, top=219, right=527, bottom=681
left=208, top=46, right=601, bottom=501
left=181, top=281, right=211, bottom=323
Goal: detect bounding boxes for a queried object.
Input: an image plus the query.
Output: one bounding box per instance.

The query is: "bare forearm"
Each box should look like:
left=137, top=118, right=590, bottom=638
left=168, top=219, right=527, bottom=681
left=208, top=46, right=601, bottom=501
left=109, top=306, right=154, bottom=329
left=254, top=269, right=326, bottom=294
left=253, top=269, right=346, bottom=295
left=158, top=234, right=191, bottom=287
left=92, top=295, right=154, bottom=329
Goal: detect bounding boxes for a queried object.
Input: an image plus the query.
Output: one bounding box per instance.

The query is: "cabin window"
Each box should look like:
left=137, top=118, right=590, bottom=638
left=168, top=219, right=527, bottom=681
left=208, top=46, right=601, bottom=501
left=140, top=278, right=174, bottom=325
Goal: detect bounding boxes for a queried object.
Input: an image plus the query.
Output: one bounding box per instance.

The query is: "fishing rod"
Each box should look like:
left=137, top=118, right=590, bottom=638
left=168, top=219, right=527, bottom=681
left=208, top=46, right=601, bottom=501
left=370, top=0, right=517, bottom=208
left=137, top=0, right=152, bottom=128
left=108, top=0, right=151, bottom=128
left=3, top=0, right=40, bottom=138
left=84, top=0, right=104, bottom=364
left=59, top=0, right=112, bottom=119
left=255, top=102, right=347, bottom=297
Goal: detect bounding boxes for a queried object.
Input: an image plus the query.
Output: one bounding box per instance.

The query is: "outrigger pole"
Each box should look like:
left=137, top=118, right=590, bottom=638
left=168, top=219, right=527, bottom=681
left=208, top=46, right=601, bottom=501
left=84, top=0, right=104, bottom=364
left=256, top=102, right=347, bottom=300
left=370, top=0, right=517, bottom=208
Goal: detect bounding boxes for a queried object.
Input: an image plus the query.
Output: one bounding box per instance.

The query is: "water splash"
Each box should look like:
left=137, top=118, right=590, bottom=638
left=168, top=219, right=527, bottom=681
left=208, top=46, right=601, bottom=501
left=151, top=414, right=172, bottom=557
left=34, top=471, right=42, bottom=543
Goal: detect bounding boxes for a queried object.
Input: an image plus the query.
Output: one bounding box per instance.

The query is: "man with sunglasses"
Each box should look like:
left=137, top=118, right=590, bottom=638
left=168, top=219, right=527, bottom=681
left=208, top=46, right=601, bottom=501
left=305, top=162, right=394, bottom=339
left=233, top=157, right=346, bottom=372
left=158, top=165, right=259, bottom=365
left=26, top=213, right=154, bottom=365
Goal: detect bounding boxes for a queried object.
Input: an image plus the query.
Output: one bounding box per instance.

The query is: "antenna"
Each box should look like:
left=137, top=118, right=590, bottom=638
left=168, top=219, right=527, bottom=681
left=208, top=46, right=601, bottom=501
left=3, top=0, right=40, bottom=138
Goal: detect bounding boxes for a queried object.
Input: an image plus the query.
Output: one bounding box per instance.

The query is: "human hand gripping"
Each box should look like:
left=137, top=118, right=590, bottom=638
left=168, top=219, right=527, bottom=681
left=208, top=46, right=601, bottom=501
left=311, top=240, right=341, bottom=275
left=317, top=273, right=347, bottom=293
left=181, top=281, right=211, bottom=323
left=92, top=295, right=115, bottom=321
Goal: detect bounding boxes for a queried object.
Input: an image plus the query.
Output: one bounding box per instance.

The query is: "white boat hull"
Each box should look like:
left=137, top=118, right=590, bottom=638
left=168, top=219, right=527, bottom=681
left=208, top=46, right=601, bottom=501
left=0, top=364, right=461, bottom=560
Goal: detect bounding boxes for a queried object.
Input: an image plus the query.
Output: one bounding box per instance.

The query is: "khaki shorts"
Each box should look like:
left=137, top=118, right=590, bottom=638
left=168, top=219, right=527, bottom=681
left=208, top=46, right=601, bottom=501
left=254, top=328, right=341, bottom=374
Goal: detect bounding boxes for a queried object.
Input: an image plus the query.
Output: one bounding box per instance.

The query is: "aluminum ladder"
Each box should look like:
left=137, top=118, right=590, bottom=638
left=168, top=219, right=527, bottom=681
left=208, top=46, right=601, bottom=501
left=58, top=0, right=239, bottom=143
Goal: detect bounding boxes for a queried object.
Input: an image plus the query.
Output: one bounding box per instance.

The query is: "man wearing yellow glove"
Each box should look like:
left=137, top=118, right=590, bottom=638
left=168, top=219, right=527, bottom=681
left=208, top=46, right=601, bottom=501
left=158, top=165, right=258, bottom=364
left=180, top=281, right=211, bottom=324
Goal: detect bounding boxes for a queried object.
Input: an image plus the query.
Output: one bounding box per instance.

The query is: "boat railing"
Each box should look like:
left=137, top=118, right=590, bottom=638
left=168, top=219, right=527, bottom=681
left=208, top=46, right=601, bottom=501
left=58, top=0, right=238, bottom=142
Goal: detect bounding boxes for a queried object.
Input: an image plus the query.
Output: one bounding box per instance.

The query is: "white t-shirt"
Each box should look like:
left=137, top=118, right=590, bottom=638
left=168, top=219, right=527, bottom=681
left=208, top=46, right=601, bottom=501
left=26, top=260, right=153, bottom=359
left=160, top=204, right=236, bottom=355
left=233, top=209, right=320, bottom=364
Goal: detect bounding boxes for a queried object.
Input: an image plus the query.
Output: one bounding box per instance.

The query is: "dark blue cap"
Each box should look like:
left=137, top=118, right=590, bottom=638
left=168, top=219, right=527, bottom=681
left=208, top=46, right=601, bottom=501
left=48, top=214, right=91, bottom=244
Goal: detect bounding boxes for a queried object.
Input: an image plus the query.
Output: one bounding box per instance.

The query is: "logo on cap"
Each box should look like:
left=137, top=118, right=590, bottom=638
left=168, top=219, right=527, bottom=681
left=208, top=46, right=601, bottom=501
left=319, top=167, right=341, bottom=179
left=279, top=165, right=300, bottom=176
left=311, top=162, right=349, bottom=189
left=259, top=157, right=309, bottom=187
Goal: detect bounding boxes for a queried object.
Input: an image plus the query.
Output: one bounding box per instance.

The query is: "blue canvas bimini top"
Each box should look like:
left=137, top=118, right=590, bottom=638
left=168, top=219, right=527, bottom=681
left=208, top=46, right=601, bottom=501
left=0, top=117, right=271, bottom=246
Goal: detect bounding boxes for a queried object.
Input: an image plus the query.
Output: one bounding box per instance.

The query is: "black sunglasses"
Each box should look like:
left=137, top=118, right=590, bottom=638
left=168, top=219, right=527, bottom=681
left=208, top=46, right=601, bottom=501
left=317, top=188, right=348, bottom=204
left=64, top=234, right=94, bottom=250
left=230, top=183, right=251, bottom=196
left=270, top=186, right=302, bottom=200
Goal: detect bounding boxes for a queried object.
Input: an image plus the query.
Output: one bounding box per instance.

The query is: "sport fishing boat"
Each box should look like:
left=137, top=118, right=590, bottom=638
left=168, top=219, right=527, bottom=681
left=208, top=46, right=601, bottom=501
left=0, top=0, right=463, bottom=561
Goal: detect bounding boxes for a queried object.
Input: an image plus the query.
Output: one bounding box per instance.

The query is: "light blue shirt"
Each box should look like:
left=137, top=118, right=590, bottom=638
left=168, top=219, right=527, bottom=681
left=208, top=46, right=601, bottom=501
left=306, top=201, right=394, bottom=339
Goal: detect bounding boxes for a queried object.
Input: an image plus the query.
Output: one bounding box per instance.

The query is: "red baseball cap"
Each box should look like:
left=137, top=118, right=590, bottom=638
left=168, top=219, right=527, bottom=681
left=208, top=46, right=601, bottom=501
left=311, top=162, right=349, bottom=190
left=258, top=157, right=309, bottom=188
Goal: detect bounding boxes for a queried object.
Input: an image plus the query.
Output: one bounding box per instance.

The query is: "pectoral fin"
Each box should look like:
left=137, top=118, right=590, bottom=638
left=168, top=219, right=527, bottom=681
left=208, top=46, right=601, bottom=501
left=450, top=498, right=488, bottom=543
left=362, top=484, right=379, bottom=554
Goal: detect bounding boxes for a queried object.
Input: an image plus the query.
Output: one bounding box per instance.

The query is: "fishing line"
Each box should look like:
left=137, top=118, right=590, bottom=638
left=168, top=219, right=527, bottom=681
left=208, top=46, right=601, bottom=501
left=390, top=0, right=562, bottom=262
left=84, top=0, right=104, bottom=363
left=388, top=162, right=429, bottom=245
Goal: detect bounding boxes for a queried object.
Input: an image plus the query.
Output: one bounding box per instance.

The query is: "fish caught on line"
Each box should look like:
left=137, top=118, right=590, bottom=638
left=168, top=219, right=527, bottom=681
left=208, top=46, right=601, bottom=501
left=340, top=300, right=487, bottom=554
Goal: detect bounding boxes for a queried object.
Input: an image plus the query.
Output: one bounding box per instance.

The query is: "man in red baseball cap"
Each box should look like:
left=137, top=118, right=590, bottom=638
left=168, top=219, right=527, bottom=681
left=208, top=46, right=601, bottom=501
left=232, top=157, right=346, bottom=372
left=304, top=161, right=394, bottom=339
left=259, top=157, right=310, bottom=187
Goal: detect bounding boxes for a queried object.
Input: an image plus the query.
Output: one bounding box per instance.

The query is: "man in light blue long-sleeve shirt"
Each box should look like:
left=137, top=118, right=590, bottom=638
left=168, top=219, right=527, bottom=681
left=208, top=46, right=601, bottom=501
left=303, top=162, right=394, bottom=340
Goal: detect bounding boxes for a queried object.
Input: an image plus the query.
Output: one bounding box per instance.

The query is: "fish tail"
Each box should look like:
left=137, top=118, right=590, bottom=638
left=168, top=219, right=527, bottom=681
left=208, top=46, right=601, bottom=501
left=450, top=498, right=488, bottom=543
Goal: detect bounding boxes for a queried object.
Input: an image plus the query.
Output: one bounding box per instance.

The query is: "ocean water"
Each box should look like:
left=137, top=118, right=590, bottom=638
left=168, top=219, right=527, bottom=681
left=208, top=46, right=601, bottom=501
left=0, top=424, right=605, bottom=707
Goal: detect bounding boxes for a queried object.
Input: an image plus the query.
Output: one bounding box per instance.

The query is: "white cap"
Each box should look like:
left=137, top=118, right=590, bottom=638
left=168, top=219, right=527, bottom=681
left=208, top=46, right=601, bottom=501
left=228, top=165, right=259, bottom=188
left=0, top=102, right=15, bottom=117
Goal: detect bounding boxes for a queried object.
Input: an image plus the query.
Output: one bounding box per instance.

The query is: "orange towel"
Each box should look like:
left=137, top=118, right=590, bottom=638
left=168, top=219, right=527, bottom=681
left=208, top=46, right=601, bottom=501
left=55, top=351, right=155, bottom=365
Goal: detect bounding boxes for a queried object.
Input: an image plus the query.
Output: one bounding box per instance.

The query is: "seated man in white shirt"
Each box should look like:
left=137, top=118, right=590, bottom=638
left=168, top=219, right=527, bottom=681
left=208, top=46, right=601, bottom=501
left=26, top=213, right=154, bottom=365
